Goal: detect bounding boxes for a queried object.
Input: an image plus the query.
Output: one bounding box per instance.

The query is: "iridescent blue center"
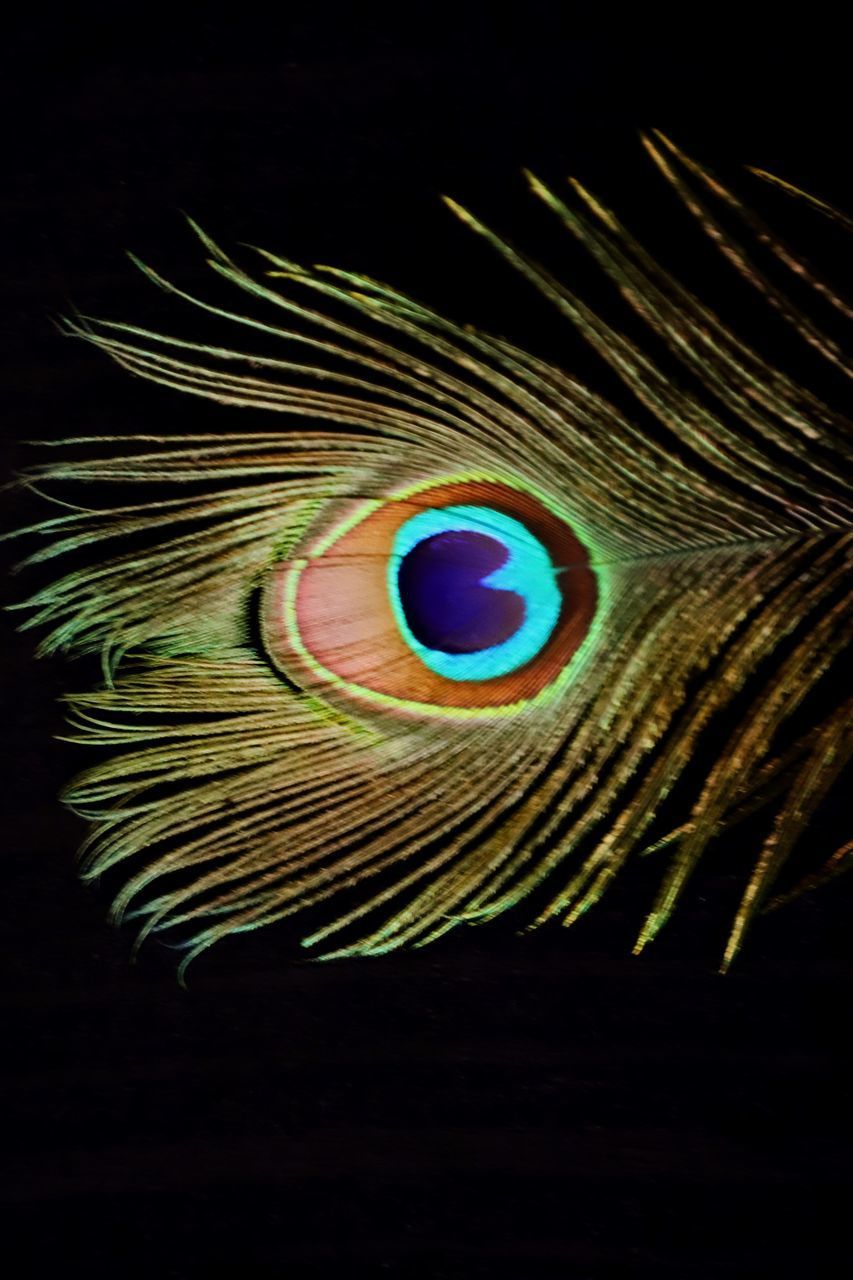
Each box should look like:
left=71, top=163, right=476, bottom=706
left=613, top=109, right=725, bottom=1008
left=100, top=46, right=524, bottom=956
left=388, top=505, right=562, bottom=681
left=398, top=531, right=525, bottom=653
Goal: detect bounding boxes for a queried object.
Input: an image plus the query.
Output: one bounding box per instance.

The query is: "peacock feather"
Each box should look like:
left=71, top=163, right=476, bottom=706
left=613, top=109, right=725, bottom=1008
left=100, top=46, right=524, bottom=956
left=13, top=133, right=852, bottom=976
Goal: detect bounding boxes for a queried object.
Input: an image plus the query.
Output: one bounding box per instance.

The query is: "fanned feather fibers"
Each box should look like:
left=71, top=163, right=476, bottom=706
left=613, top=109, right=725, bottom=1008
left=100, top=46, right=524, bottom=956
left=14, top=136, right=852, bottom=974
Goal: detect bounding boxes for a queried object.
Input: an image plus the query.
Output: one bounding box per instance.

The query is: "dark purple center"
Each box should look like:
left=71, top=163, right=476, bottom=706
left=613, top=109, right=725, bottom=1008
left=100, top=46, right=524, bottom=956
left=397, top=530, right=525, bottom=653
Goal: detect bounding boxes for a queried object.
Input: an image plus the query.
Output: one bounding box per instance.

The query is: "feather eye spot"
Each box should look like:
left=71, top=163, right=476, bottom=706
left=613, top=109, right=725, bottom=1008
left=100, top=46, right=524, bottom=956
left=262, top=477, right=599, bottom=714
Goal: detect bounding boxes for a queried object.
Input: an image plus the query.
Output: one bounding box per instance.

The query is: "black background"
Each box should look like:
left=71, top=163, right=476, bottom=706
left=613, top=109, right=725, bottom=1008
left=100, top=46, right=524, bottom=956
left=1, top=13, right=851, bottom=1278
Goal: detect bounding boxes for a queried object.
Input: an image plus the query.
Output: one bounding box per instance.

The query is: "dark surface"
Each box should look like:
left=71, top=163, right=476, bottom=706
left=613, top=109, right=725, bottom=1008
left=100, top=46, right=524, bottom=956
left=1, top=16, right=851, bottom=1278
